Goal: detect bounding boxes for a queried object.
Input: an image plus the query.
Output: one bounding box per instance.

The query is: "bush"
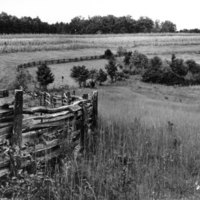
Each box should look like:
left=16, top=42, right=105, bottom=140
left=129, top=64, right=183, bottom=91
left=96, top=69, right=107, bottom=85
left=129, top=51, right=149, bottom=74
left=36, top=64, right=54, bottom=90
left=185, top=59, right=200, bottom=74
left=142, top=59, right=185, bottom=85
left=70, top=65, right=90, bottom=87
left=104, top=49, right=114, bottom=59
left=116, top=71, right=129, bottom=81
left=170, top=55, right=188, bottom=76
left=14, top=69, right=35, bottom=90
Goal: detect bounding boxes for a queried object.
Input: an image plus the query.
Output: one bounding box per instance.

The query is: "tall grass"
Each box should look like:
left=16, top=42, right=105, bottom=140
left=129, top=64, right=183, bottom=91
left=2, top=86, right=200, bottom=199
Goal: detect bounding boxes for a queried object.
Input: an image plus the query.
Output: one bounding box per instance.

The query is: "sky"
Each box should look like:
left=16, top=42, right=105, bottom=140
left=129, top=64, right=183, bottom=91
left=0, top=0, right=200, bottom=30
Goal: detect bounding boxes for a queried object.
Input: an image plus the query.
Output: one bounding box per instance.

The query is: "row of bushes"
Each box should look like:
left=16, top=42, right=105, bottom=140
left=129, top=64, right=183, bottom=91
left=120, top=50, right=200, bottom=86
left=70, top=57, right=129, bottom=88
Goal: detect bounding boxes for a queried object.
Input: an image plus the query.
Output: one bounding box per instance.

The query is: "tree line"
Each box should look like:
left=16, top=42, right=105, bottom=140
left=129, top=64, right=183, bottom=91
left=0, top=12, right=177, bottom=34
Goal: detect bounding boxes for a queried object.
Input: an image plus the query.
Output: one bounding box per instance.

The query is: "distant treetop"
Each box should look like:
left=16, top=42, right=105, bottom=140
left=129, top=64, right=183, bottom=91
left=0, top=12, right=177, bottom=34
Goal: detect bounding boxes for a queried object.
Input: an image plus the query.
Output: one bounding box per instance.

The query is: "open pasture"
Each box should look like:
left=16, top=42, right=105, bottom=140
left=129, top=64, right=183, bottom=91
left=28, top=59, right=107, bottom=88
left=1, top=33, right=200, bottom=89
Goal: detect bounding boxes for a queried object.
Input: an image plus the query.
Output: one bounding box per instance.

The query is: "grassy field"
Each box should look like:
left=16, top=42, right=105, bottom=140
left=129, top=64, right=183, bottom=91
left=1, top=33, right=200, bottom=89
left=2, top=33, right=200, bottom=198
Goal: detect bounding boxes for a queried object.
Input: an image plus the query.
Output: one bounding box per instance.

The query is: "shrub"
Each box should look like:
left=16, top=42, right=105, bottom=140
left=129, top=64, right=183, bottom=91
left=104, top=49, right=114, bottom=59
left=170, top=58, right=188, bottom=76
left=122, top=69, right=131, bottom=74
left=129, top=51, right=149, bottom=74
left=70, top=65, right=90, bottom=87
left=14, top=69, right=35, bottom=90
left=185, top=59, right=200, bottom=74
left=105, top=58, right=118, bottom=82
left=116, top=71, right=129, bottom=81
left=36, top=64, right=54, bottom=90
left=96, top=69, right=107, bottom=85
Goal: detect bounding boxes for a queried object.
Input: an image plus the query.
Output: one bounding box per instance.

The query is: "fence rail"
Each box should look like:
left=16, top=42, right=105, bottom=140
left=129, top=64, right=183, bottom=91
left=17, top=54, right=121, bottom=70
left=0, top=89, right=98, bottom=177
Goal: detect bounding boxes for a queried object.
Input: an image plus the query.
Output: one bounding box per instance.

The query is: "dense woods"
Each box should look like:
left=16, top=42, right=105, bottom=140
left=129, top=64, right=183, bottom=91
left=0, top=12, right=177, bottom=34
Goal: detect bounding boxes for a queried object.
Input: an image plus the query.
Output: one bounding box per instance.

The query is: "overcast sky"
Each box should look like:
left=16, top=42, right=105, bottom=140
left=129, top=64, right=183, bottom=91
left=1, top=0, right=199, bottom=30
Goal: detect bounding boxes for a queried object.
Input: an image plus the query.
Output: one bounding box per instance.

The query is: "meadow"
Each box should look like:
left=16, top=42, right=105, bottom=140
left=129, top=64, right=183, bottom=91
left=1, top=33, right=200, bottom=198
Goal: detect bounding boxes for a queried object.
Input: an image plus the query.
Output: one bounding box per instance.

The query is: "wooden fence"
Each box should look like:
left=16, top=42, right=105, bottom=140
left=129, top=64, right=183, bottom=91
left=0, top=89, right=98, bottom=177
left=17, top=54, right=120, bottom=70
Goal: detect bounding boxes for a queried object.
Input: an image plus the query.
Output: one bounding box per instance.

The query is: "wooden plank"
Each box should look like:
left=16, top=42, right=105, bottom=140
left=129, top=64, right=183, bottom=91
left=0, top=127, right=11, bottom=144
left=23, top=110, right=71, bottom=121
left=0, top=115, right=14, bottom=123
left=22, top=117, right=73, bottom=132
left=11, top=90, right=23, bottom=147
left=0, top=109, right=13, bottom=117
left=0, top=168, right=9, bottom=177
left=10, top=90, right=23, bottom=177
left=92, top=91, right=98, bottom=128
left=23, top=102, right=82, bottom=114
left=0, top=122, right=13, bottom=129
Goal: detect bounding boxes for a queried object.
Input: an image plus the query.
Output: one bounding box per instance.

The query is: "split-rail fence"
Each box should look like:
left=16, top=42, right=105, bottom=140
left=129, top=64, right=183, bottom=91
left=0, top=89, right=98, bottom=177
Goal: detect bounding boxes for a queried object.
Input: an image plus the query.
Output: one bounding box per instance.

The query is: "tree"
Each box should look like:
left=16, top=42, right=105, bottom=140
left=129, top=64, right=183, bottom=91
left=70, top=65, right=90, bottom=87
left=36, top=64, right=54, bottom=90
left=96, top=69, right=107, bottom=85
left=136, top=17, right=154, bottom=33
left=161, top=20, right=176, bottom=32
left=105, top=58, right=118, bottom=82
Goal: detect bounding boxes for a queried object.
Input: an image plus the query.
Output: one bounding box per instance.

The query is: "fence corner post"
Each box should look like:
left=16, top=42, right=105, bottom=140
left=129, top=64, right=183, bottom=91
left=92, top=91, right=98, bottom=128
left=10, top=89, right=23, bottom=177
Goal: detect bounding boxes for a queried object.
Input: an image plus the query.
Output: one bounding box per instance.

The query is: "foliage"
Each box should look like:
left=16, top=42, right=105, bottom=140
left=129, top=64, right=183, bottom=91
left=142, top=56, right=187, bottom=85
left=116, top=71, right=129, bottom=81
left=105, top=58, right=118, bottom=82
left=129, top=51, right=149, bottom=73
left=70, top=65, right=90, bottom=87
left=136, top=17, right=154, bottom=33
left=89, top=69, right=98, bottom=81
left=13, top=69, right=35, bottom=90
left=0, top=12, right=178, bottom=34
left=161, top=20, right=177, bottom=32
left=96, top=69, right=107, bottom=85
left=185, top=59, right=200, bottom=74
left=36, top=64, right=54, bottom=90
left=104, top=49, right=114, bottom=59
left=123, top=51, right=132, bottom=65
left=170, top=55, right=188, bottom=76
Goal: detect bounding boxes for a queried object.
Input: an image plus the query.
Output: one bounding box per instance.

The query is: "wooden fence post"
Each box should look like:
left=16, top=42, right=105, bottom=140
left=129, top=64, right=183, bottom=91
left=92, top=91, right=98, bottom=128
left=10, top=90, right=23, bottom=176
left=80, top=94, right=88, bottom=152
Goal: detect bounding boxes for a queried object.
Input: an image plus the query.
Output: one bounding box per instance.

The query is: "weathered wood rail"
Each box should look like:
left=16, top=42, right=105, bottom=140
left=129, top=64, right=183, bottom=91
left=0, top=89, right=98, bottom=177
